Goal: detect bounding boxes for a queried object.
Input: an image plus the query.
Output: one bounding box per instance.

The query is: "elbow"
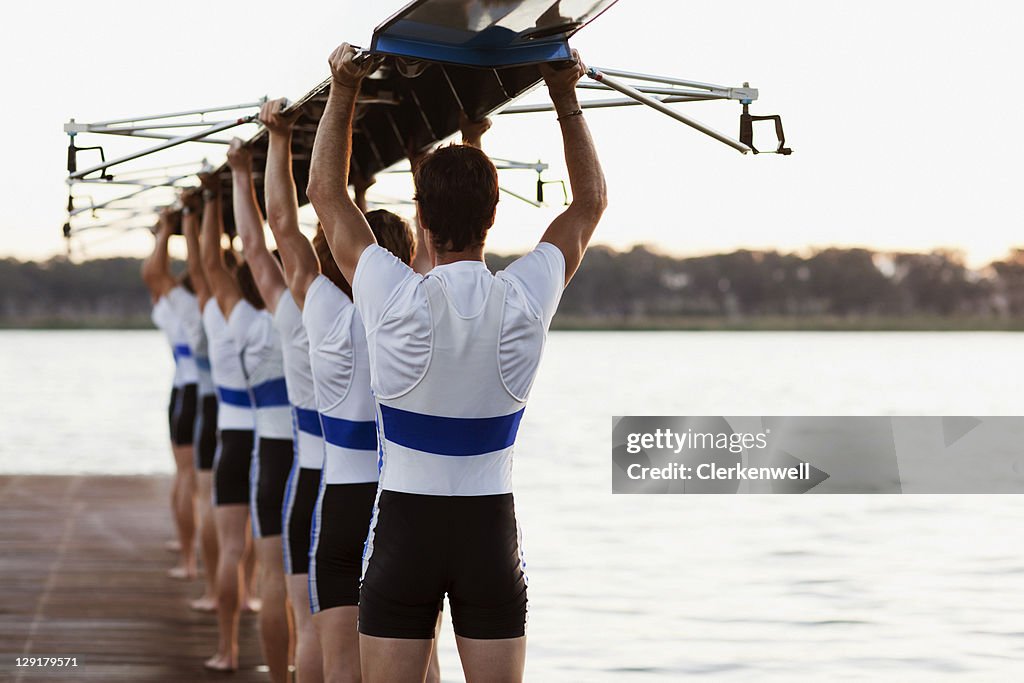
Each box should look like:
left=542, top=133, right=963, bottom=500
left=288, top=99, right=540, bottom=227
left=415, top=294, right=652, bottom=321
left=266, top=207, right=291, bottom=232
left=305, top=176, right=327, bottom=209
left=594, top=181, right=609, bottom=216
left=575, top=183, right=608, bottom=223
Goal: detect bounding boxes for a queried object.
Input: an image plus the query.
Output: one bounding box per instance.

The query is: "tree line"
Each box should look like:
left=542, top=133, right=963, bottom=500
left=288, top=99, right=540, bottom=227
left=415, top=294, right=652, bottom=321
left=3, top=246, right=1024, bottom=329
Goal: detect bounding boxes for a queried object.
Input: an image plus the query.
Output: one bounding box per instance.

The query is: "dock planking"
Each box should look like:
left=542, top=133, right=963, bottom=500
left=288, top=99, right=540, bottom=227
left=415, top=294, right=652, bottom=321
left=1, top=475, right=271, bottom=682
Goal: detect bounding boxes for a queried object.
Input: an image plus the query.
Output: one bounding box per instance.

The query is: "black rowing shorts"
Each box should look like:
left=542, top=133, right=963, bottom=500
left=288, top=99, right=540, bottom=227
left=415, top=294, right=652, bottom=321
left=283, top=467, right=322, bottom=575
left=193, top=394, right=218, bottom=471
left=168, top=384, right=198, bottom=446
left=213, top=429, right=253, bottom=506
left=251, top=437, right=294, bottom=539
left=359, top=491, right=528, bottom=640
left=309, top=482, right=378, bottom=612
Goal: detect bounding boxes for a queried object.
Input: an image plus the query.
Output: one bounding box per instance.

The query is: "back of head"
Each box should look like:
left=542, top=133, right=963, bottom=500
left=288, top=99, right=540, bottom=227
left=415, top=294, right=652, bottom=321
left=365, top=210, right=415, bottom=266
left=313, top=225, right=351, bottom=299
left=413, top=144, right=498, bottom=253
left=178, top=272, right=195, bottom=294
left=235, top=261, right=266, bottom=310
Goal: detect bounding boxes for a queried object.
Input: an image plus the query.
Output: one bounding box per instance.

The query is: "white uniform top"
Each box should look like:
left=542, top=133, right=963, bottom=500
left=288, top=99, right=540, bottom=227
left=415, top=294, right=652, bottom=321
left=228, top=300, right=293, bottom=441
left=274, top=290, right=323, bottom=469
left=303, top=275, right=379, bottom=485
left=352, top=242, right=564, bottom=496
left=192, top=324, right=215, bottom=398
left=165, top=287, right=214, bottom=397
left=152, top=288, right=199, bottom=388
left=202, top=300, right=253, bottom=431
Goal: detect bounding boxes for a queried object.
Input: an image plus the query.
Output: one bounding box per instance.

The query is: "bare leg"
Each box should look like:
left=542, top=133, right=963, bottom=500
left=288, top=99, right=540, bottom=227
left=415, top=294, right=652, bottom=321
left=205, top=505, right=249, bottom=671
left=255, top=536, right=294, bottom=683
left=287, top=574, right=323, bottom=683
left=455, top=636, right=526, bottom=683
left=359, top=635, right=433, bottom=683
left=243, top=539, right=261, bottom=612
left=425, top=614, right=442, bottom=683
left=168, top=443, right=197, bottom=579
left=190, top=470, right=219, bottom=611
left=313, top=606, right=361, bottom=683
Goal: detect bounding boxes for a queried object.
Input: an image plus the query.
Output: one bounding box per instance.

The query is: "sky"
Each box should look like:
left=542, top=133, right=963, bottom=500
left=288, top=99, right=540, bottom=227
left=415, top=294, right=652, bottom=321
left=1, top=1, right=1022, bottom=266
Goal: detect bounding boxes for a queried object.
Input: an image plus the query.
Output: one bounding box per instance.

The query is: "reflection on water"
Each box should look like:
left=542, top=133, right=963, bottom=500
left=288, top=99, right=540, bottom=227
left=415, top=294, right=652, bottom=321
left=1, top=330, right=1022, bottom=680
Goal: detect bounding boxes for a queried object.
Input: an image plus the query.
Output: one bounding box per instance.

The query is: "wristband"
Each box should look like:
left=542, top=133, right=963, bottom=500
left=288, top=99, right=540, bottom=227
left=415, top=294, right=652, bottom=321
left=557, top=109, right=584, bottom=122
left=202, top=189, right=216, bottom=201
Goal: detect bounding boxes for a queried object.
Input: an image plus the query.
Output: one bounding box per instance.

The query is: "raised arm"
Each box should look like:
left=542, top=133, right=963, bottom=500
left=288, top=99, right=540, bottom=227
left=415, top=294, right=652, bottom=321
left=227, top=139, right=286, bottom=313
left=181, top=191, right=211, bottom=310
left=538, top=51, right=608, bottom=285
left=198, top=176, right=242, bottom=318
left=260, top=98, right=321, bottom=308
left=459, top=111, right=491, bottom=151
left=352, top=170, right=374, bottom=215
left=141, top=209, right=177, bottom=302
left=306, top=43, right=377, bottom=285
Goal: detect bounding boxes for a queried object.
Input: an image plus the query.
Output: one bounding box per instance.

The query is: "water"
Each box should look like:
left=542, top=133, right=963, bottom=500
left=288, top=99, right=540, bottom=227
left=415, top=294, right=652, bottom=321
left=1, top=330, right=1022, bottom=681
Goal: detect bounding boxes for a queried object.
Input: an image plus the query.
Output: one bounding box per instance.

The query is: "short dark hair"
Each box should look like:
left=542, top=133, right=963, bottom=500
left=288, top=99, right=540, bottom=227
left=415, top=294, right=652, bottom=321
left=366, top=210, right=415, bottom=266
left=312, top=214, right=415, bottom=302
left=413, top=144, right=498, bottom=253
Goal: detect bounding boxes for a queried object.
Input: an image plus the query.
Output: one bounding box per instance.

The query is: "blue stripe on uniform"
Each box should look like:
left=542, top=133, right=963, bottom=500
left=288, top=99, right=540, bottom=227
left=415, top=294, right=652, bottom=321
left=294, top=407, right=324, bottom=437
left=195, top=356, right=212, bottom=371
left=173, top=344, right=192, bottom=360
left=321, top=415, right=377, bottom=451
left=252, top=378, right=289, bottom=407
left=378, top=404, right=525, bottom=457
left=217, top=386, right=252, bottom=407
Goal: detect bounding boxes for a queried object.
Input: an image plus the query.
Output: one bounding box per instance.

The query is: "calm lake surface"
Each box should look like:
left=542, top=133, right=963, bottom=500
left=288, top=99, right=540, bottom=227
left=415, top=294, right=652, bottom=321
left=1, top=330, right=1022, bottom=681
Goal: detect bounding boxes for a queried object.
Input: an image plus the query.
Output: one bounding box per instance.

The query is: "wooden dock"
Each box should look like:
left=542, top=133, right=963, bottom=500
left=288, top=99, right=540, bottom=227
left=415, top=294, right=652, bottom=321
left=1, top=475, right=270, bottom=682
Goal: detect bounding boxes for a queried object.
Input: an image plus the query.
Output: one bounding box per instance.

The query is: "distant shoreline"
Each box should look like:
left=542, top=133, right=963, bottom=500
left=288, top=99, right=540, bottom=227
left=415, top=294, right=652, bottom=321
left=3, top=315, right=1023, bottom=332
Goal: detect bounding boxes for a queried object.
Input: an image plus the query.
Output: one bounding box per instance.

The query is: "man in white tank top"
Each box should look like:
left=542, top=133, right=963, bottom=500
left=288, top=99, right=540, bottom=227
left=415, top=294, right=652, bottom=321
left=142, top=210, right=199, bottom=583
left=308, top=44, right=606, bottom=682
left=171, top=200, right=220, bottom=613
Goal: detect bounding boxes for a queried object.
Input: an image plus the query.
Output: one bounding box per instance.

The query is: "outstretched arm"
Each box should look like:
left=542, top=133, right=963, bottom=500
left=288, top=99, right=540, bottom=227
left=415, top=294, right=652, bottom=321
left=181, top=192, right=211, bottom=310
left=260, top=99, right=321, bottom=308
left=538, top=51, right=608, bottom=285
left=198, top=176, right=242, bottom=318
left=227, top=139, right=286, bottom=313
left=141, top=210, right=177, bottom=302
left=306, top=43, right=377, bottom=285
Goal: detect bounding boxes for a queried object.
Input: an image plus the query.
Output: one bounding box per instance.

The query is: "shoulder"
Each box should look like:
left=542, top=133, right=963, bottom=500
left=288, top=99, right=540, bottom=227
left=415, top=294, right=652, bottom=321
left=353, top=244, right=423, bottom=331
left=303, top=275, right=355, bottom=347
left=498, top=243, right=566, bottom=323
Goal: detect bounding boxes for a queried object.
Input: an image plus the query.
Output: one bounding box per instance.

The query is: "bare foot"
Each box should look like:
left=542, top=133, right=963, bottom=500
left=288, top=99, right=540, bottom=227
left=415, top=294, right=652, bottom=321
left=243, top=597, right=262, bottom=614
left=189, top=595, right=218, bottom=612
left=204, top=652, right=237, bottom=672
left=167, top=565, right=197, bottom=580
